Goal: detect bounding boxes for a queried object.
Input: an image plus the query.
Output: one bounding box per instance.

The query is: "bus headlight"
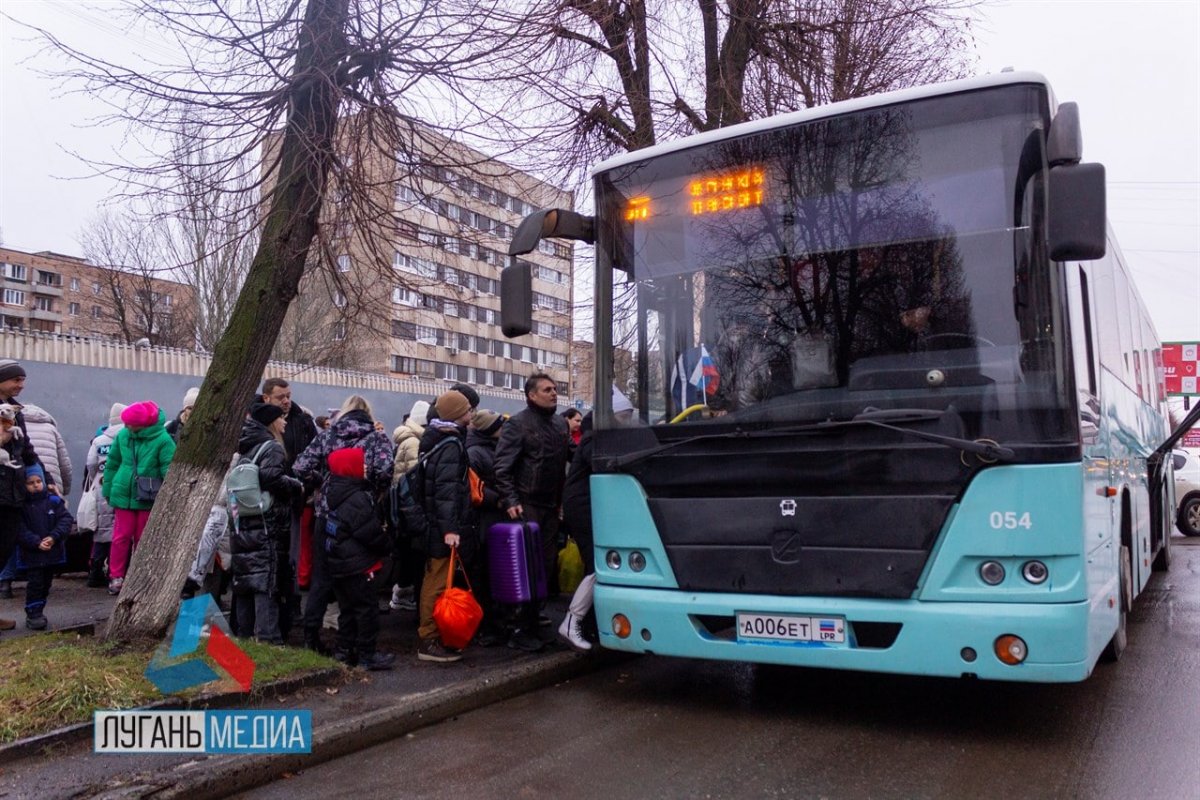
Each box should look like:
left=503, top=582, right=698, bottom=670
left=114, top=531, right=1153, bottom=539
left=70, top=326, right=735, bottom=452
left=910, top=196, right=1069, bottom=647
left=606, top=550, right=622, bottom=570
left=979, top=561, right=1006, bottom=585
left=1021, top=560, right=1049, bottom=584
left=628, top=551, right=646, bottom=572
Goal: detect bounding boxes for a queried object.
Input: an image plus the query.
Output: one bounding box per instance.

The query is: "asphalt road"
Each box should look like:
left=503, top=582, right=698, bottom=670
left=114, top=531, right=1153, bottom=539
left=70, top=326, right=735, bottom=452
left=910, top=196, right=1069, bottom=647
left=243, top=536, right=1200, bottom=800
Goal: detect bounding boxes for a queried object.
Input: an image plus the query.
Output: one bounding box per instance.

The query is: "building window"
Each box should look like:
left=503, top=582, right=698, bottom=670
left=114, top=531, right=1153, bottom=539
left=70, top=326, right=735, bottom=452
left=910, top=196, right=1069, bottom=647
left=332, top=321, right=347, bottom=341
left=68, top=302, right=80, bottom=316
left=337, top=254, right=351, bottom=273
left=162, top=294, right=172, bottom=307
left=35, top=296, right=53, bottom=312
left=2, top=263, right=26, bottom=281
left=444, top=300, right=458, bottom=317
left=92, top=281, right=102, bottom=295
left=333, top=290, right=347, bottom=308
left=3, top=289, right=26, bottom=306
left=392, top=287, right=420, bottom=306
left=91, top=305, right=102, bottom=319
left=392, top=320, right=416, bottom=339
left=70, top=278, right=80, bottom=292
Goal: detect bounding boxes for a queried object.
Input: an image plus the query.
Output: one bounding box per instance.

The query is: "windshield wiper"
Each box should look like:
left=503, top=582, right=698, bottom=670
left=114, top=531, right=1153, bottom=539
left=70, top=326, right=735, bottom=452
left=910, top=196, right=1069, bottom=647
left=604, top=407, right=1014, bottom=470
left=819, top=410, right=1015, bottom=462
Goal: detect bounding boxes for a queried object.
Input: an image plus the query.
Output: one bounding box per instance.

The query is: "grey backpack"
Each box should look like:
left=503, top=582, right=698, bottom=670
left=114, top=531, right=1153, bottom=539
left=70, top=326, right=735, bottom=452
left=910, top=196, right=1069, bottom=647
left=226, top=442, right=273, bottom=517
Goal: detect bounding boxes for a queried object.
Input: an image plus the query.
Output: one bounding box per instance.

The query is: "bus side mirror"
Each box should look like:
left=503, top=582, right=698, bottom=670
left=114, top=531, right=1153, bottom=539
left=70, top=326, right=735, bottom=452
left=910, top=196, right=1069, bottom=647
left=1048, top=162, right=1106, bottom=261
left=501, top=259, right=533, bottom=338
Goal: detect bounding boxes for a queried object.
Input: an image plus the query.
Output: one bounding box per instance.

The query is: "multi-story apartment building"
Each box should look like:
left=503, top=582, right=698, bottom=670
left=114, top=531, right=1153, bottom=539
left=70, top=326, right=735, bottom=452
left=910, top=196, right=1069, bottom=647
left=291, top=122, right=575, bottom=394
left=0, top=247, right=194, bottom=346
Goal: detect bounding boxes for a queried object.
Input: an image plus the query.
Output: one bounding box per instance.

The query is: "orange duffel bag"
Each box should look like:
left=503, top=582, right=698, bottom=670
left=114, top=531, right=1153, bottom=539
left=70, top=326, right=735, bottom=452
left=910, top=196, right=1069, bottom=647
left=433, top=546, right=483, bottom=650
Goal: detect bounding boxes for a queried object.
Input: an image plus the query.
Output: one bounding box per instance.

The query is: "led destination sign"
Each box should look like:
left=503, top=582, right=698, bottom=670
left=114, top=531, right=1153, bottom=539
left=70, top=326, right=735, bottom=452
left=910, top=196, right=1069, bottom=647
left=689, top=167, right=764, bottom=215
left=622, top=167, right=766, bottom=222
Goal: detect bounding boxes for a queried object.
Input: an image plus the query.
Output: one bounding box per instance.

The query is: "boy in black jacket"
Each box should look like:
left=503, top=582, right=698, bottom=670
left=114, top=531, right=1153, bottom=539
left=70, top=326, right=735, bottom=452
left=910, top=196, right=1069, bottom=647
left=325, top=447, right=394, bottom=670
left=17, top=465, right=72, bottom=630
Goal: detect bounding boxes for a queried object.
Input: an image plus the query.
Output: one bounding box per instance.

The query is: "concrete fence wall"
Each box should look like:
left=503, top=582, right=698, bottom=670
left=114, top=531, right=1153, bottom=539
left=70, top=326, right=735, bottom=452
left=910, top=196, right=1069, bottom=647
left=2, top=330, right=537, bottom=504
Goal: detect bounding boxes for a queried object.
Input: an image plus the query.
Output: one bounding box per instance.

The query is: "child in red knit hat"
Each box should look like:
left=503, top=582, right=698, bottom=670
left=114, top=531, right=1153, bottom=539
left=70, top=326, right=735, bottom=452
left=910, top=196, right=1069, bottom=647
left=324, top=447, right=394, bottom=670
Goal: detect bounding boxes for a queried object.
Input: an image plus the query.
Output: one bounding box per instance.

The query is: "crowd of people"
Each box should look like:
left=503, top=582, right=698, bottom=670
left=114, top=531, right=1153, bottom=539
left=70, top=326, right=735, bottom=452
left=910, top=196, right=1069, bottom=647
left=0, top=359, right=601, bottom=671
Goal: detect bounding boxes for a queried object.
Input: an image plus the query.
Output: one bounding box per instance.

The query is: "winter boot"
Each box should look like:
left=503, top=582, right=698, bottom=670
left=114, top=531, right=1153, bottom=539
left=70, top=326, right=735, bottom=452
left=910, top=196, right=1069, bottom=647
left=86, top=562, right=107, bottom=588
left=557, top=574, right=595, bottom=651
left=303, top=628, right=330, bottom=656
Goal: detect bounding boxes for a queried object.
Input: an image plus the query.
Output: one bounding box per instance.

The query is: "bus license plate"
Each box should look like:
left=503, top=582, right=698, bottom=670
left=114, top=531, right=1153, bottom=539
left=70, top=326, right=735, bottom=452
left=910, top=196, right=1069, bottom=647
left=737, top=613, right=845, bottom=644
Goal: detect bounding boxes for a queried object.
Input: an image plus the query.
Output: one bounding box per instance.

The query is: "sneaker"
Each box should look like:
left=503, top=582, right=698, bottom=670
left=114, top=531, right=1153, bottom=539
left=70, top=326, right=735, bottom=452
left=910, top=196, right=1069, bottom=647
left=558, top=612, right=593, bottom=651
left=107, top=578, right=124, bottom=596
left=180, top=578, right=200, bottom=600
left=389, top=585, right=415, bottom=611
left=417, top=639, right=462, bottom=663
left=358, top=651, right=396, bottom=671
left=0, top=580, right=12, bottom=599
left=332, top=647, right=358, bottom=666
left=25, top=613, right=47, bottom=630
left=507, top=628, right=544, bottom=652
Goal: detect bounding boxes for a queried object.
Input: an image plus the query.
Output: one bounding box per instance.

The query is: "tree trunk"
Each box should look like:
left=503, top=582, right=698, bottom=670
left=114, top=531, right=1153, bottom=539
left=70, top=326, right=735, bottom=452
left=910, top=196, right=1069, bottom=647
left=105, top=0, right=350, bottom=643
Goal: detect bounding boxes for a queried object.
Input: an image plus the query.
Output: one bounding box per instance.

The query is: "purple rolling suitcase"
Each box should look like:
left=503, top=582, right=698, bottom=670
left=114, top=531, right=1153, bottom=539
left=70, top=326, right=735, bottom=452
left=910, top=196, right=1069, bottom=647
left=487, top=521, right=547, bottom=604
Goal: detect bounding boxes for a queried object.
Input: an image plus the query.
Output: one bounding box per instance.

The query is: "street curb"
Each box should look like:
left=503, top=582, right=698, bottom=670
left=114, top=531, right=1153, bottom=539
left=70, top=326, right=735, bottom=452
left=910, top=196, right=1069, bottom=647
left=106, top=650, right=614, bottom=800
left=0, top=666, right=345, bottom=762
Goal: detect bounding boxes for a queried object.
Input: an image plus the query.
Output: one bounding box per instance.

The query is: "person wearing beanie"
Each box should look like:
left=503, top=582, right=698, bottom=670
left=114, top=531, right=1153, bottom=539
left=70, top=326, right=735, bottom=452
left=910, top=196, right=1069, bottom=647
left=425, top=383, right=479, bottom=423
left=227, top=399, right=303, bottom=645
left=15, top=463, right=72, bottom=629
left=414, top=388, right=476, bottom=663
left=493, top=373, right=570, bottom=651
left=0, top=359, right=41, bottom=631
left=80, top=403, right=127, bottom=588
left=166, top=387, right=201, bottom=442
left=323, top=447, right=394, bottom=669
left=101, top=400, right=176, bottom=594
left=388, top=397, right=432, bottom=612
left=466, top=409, right=507, bottom=645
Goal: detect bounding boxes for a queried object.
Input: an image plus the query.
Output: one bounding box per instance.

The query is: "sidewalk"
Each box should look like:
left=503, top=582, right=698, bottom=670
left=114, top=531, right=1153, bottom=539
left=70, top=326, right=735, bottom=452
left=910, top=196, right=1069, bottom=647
left=0, top=573, right=607, bottom=800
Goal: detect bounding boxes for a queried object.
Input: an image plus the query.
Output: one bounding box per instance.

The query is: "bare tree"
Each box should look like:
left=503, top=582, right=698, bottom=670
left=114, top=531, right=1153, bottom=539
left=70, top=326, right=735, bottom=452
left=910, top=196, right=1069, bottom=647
left=78, top=211, right=197, bottom=348
left=24, top=0, right=507, bottom=642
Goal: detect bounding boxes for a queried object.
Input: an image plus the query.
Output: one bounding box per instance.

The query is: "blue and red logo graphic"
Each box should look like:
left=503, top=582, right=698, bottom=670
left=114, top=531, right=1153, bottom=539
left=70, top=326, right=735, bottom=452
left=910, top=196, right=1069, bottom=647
left=145, top=595, right=255, bottom=694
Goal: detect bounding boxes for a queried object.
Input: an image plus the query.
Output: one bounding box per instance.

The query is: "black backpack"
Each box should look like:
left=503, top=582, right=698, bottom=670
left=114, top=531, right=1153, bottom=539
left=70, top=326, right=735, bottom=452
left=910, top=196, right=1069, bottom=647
left=387, top=437, right=462, bottom=537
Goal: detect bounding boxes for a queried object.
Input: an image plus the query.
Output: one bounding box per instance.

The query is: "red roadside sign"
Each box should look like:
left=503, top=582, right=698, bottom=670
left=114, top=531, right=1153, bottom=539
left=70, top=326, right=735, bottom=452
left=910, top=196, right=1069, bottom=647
left=1162, top=342, right=1199, bottom=396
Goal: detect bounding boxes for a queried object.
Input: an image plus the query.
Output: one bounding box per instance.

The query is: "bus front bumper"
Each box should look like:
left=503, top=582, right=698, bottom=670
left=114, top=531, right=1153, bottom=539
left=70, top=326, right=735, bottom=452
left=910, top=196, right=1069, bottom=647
left=594, top=584, right=1097, bottom=683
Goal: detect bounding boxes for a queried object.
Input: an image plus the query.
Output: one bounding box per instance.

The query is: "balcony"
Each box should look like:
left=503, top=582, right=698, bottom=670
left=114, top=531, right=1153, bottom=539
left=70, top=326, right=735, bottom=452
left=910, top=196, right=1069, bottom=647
left=32, top=282, right=64, bottom=298
left=30, top=307, right=60, bottom=322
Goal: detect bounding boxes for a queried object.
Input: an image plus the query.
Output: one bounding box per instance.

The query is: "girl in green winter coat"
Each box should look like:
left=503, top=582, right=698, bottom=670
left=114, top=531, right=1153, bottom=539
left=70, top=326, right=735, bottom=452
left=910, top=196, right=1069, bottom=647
left=102, top=400, right=176, bottom=594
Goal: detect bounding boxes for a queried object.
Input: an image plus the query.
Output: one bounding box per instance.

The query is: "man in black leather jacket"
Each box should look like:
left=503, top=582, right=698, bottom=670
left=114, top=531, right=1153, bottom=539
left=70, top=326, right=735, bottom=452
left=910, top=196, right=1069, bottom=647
left=493, top=373, right=569, bottom=645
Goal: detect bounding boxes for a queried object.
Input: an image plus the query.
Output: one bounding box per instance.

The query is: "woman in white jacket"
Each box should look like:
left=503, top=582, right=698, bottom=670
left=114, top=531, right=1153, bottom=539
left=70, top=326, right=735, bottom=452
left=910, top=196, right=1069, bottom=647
left=80, top=403, right=125, bottom=587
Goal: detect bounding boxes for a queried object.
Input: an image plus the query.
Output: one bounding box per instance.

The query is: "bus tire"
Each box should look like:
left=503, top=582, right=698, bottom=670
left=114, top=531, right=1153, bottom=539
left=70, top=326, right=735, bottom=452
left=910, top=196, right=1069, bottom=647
left=1101, top=545, right=1131, bottom=663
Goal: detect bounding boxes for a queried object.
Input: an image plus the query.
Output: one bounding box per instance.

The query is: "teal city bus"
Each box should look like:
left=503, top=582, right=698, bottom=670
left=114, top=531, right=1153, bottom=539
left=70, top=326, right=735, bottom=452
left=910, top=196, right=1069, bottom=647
left=503, top=72, right=1182, bottom=682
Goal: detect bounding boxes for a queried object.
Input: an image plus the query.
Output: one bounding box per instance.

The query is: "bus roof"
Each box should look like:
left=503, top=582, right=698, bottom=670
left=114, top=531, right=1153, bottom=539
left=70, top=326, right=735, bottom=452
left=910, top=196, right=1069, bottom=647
left=590, top=71, right=1054, bottom=176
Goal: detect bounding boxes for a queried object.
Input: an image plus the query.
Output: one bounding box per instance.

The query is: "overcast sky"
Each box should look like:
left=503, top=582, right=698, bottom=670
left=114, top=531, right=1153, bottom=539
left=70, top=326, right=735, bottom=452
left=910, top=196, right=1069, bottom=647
left=1, top=0, right=1197, bottom=340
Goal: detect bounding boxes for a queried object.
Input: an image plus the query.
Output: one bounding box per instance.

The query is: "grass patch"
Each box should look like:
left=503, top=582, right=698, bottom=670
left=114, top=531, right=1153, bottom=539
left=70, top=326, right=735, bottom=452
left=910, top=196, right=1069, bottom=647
left=0, top=633, right=340, bottom=745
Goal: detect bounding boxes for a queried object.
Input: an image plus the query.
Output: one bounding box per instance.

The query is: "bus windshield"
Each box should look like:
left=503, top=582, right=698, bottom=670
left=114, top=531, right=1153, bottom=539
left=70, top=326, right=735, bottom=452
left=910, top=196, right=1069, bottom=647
left=594, top=83, right=1078, bottom=456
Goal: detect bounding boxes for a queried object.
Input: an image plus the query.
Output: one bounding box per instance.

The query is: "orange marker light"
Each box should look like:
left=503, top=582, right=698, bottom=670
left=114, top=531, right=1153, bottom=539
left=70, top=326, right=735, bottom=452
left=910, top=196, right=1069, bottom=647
left=612, top=614, right=632, bottom=639
left=994, top=634, right=1028, bottom=665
